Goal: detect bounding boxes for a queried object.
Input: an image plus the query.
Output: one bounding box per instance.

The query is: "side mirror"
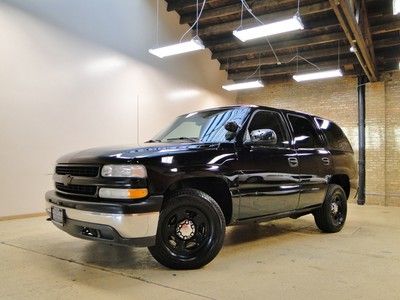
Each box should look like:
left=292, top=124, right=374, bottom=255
left=224, top=121, right=239, bottom=133
left=225, top=121, right=239, bottom=141
left=249, top=129, right=277, bottom=146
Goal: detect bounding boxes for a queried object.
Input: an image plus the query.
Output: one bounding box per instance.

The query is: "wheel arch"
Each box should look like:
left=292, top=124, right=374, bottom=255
left=329, top=174, right=350, bottom=199
left=163, top=176, right=233, bottom=225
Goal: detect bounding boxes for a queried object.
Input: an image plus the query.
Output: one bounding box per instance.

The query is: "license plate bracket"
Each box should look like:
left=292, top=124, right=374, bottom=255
left=51, top=207, right=65, bottom=226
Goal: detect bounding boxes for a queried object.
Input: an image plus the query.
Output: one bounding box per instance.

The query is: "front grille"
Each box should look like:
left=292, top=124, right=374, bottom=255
left=55, top=182, right=97, bottom=196
left=56, top=165, right=99, bottom=177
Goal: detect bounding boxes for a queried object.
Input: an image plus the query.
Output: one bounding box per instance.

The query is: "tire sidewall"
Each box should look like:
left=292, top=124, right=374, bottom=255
left=149, top=189, right=226, bottom=269
left=322, top=184, right=347, bottom=232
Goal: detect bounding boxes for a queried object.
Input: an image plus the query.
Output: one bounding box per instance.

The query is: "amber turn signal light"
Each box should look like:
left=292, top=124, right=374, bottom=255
left=128, top=188, right=148, bottom=199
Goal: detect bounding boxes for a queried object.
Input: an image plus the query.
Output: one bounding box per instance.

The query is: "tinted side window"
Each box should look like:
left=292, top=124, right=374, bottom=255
left=247, top=110, right=288, bottom=147
left=288, top=114, right=322, bottom=148
left=316, top=118, right=353, bottom=152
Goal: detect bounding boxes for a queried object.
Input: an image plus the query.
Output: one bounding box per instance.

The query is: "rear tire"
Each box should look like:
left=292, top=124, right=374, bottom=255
left=313, top=184, right=347, bottom=233
left=148, top=188, right=226, bottom=269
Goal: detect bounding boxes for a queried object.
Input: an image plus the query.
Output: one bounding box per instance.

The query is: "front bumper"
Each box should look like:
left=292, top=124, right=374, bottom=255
left=45, top=191, right=162, bottom=247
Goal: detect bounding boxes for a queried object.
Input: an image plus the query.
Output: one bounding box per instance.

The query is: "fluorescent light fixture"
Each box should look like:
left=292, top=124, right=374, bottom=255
left=149, top=37, right=205, bottom=58
left=293, top=69, right=343, bottom=82
left=233, top=14, right=304, bottom=42
left=394, top=0, right=400, bottom=15
left=222, top=80, right=264, bottom=91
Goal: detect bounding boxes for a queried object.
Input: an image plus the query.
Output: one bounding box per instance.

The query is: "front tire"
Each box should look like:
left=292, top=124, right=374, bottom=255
left=148, top=188, right=226, bottom=269
left=313, top=184, right=347, bottom=233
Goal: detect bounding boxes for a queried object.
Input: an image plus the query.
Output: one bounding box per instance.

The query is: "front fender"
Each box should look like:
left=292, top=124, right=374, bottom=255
left=146, top=164, right=234, bottom=195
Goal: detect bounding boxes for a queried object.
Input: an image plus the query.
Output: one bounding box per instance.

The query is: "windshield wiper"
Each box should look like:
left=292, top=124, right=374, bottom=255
left=145, top=139, right=162, bottom=143
left=166, top=137, right=198, bottom=142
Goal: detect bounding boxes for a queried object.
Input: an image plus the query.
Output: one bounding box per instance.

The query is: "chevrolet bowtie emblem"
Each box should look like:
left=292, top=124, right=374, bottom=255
left=62, top=174, right=73, bottom=186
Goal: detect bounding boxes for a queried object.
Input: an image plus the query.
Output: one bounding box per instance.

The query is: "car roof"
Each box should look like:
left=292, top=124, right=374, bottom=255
left=184, top=105, right=335, bottom=124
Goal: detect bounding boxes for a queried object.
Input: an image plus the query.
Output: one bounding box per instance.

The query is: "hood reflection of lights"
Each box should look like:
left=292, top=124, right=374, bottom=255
left=161, top=156, right=174, bottom=164
left=207, top=153, right=233, bottom=165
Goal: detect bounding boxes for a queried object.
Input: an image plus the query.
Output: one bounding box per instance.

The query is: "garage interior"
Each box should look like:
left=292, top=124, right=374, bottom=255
left=0, top=0, right=399, bottom=299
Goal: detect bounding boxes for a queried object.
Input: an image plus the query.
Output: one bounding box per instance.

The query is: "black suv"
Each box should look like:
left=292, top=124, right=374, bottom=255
left=46, top=105, right=357, bottom=269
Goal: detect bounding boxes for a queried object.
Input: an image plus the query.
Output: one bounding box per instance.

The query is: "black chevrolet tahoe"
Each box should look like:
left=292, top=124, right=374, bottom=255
left=46, top=105, right=357, bottom=269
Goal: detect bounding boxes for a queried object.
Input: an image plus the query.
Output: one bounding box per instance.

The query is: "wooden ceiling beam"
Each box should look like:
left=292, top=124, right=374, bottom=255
left=369, top=19, right=400, bottom=35
left=206, top=21, right=341, bottom=51
left=212, top=31, right=346, bottom=60
left=197, top=2, right=331, bottom=37
left=360, top=0, right=377, bottom=71
left=212, top=19, right=400, bottom=60
left=205, top=9, right=390, bottom=51
left=180, top=0, right=296, bottom=24
left=220, top=45, right=349, bottom=70
left=168, top=0, right=388, bottom=14
left=219, top=35, right=399, bottom=70
left=373, top=38, right=400, bottom=49
left=167, top=0, right=221, bottom=12
left=227, top=56, right=357, bottom=80
left=329, top=0, right=377, bottom=81
left=226, top=45, right=397, bottom=81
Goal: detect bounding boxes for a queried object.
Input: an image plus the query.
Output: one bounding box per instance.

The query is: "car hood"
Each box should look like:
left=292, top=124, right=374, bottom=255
left=56, top=142, right=227, bottom=164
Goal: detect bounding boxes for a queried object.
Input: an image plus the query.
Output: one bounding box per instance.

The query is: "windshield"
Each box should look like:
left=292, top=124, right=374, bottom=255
left=152, top=107, right=251, bottom=143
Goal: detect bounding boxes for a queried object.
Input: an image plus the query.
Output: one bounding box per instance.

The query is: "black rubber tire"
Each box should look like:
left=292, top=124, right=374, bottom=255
left=313, top=184, right=347, bottom=233
left=148, top=188, right=226, bottom=269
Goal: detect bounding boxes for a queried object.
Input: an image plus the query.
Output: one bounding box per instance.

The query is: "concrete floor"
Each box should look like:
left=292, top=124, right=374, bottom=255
left=0, top=204, right=399, bottom=300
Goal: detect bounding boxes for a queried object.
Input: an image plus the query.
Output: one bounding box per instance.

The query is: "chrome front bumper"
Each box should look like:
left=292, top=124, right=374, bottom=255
left=46, top=202, right=159, bottom=239
left=45, top=191, right=162, bottom=246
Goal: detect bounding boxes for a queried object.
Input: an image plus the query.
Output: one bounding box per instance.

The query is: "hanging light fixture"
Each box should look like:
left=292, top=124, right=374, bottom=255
left=293, top=69, right=343, bottom=82
left=233, top=14, right=304, bottom=42
left=149, top=37, right=205, bottom=58
left=222, top=80, right=264, bottom=91
left=233, top=0, right=304, bottom=42
left=149, top=0, right=206, bottom=58
left=292, top=42, right=344, bottom=82
left=223, top=54, right=265, bottom=91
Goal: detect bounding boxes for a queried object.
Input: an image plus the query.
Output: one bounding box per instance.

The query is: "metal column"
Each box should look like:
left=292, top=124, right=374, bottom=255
left=357, top=76, right=367, bottom=205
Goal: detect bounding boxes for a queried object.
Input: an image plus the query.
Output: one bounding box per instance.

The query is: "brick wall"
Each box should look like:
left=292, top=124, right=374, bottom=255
left=365, top=80, right=386, bottom=205
left=237, top=71, right=400, bottom=206
left=384, top=72, right=400, bottom=206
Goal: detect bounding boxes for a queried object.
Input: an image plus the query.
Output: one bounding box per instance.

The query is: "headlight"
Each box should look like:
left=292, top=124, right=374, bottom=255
left=101, top=164, right=147, bottom=178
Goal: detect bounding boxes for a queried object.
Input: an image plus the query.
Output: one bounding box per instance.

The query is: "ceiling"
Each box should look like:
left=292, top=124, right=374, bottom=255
left=165, top=0, right=400, bottom=83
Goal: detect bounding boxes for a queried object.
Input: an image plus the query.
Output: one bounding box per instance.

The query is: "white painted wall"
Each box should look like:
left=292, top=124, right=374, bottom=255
left=0, top=1, right=235, bottom=217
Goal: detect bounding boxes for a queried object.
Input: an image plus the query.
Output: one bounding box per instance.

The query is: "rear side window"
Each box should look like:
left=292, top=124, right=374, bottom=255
left=288, top=114, right=323, bottom=148
left=315, top=118, right=353, bottom=152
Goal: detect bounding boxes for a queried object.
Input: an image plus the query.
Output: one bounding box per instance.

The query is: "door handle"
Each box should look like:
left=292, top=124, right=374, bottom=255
left=322, top=157, right=330, bottom=165
left=288, top=157, right=299, bottom=168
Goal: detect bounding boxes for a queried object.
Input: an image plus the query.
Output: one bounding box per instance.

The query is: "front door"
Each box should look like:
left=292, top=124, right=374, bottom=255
left=236, top=110, right=300, bottom=219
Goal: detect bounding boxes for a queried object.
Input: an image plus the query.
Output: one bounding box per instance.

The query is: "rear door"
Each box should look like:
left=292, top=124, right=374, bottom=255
left=286, top=113, right=333, bottom=209
left=236, top=109, right=300, bottom=219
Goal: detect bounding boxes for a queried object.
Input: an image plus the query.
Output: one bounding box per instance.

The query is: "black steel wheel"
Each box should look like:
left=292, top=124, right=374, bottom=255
left=313, top=184, right=347, bottom=233
left=148, top=188, right=225, bottom=269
